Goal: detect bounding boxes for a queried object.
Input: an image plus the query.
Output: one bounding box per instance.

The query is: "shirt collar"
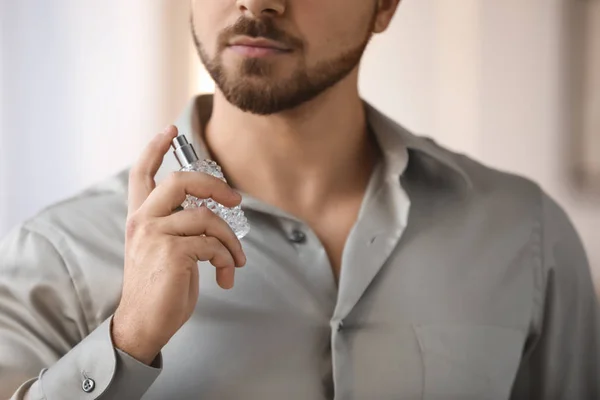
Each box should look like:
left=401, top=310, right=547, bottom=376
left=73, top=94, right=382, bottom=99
left=156, top=94, right=471, bottom=189
left=364, top=102, right=471, bottom=187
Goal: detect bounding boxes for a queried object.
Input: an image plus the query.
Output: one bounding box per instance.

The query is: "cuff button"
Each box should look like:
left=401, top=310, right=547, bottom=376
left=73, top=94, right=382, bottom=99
left=82, top=377, right=95, bottom=393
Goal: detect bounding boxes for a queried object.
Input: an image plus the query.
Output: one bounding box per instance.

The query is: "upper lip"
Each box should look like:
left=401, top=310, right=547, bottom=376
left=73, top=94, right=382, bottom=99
left=229, top=36, right=291, bottom=51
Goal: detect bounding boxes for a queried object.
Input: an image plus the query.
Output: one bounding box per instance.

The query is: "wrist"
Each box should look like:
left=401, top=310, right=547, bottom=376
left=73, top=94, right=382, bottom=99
left=111, top=311, right=162, bottom=366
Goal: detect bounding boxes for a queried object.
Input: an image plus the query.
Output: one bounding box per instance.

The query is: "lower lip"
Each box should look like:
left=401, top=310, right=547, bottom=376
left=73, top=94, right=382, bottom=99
left=228, top=45, right=289, bottom=57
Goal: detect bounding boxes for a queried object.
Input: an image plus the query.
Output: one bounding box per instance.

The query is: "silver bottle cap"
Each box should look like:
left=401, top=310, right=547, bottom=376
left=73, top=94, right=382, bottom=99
left=171, top=135, right=199, bottom=168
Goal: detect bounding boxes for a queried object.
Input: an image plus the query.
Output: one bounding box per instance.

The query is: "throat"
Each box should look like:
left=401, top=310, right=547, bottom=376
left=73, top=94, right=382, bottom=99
left=306, top=195, right=366, bottom=282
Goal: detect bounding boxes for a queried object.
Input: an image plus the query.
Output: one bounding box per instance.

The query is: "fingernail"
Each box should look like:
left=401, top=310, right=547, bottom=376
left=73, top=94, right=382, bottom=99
left=163, top=125, right=174, bottom=135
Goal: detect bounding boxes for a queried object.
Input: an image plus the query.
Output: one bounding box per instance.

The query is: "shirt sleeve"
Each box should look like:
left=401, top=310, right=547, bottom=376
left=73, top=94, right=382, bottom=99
left=0, top=224, right=162, bottom=400
left=510, top=193, right=600, bottom=399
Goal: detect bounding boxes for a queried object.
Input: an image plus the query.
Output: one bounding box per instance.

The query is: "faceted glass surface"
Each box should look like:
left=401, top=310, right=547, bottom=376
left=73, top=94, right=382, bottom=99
left=180, top=160, right=250, bottom=239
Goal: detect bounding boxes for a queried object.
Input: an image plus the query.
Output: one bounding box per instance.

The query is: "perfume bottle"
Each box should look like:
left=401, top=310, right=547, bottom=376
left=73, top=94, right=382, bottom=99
left=171, top=135, right=250, bottom=239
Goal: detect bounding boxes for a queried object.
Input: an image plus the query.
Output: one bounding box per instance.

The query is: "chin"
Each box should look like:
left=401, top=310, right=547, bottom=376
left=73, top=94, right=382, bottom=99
left=226, top=68, right=293, bottom=85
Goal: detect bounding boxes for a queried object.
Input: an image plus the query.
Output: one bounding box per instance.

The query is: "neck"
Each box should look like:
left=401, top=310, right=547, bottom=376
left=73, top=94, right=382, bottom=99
left=204, top=68, right=379, bottom=217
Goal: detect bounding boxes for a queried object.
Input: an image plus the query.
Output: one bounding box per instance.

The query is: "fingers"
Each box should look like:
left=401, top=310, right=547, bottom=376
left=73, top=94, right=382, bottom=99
left=127, top=126, right=246, bottom=292
left=161, top=206, right=246, bottom=267
left=182, top=236, right=236, bottom=289
left=184, top=235, right=235, bottom=268
left=216, top=267, right=235, bottom=290
left=140, top=170, right=242, bottom=217
left=128, top=126, right=179, bottom=214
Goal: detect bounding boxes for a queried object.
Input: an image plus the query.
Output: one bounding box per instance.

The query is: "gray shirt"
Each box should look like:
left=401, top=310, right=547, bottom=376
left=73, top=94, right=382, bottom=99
left=1, top=96, right=599, bottom=400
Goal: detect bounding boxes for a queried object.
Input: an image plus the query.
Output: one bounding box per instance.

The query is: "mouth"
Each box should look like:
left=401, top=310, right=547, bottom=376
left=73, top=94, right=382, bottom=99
left=227, top=36, right=293, bottom=57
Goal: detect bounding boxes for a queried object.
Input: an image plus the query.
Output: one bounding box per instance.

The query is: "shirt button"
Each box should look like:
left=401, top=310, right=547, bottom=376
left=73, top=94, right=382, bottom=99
left=289, top=229, right=307, bottom=244
left=82, top=377, right=95, bottom=393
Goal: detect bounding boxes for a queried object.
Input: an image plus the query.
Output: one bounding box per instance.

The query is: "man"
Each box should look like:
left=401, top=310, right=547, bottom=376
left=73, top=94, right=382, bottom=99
left=1, top=0, right=599, bottom=398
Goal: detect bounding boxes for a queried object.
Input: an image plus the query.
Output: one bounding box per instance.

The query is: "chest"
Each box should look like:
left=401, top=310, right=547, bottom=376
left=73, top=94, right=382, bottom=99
left=84, top=175, right=537, bottom=399
left=136, top=217, right=534, bottom=400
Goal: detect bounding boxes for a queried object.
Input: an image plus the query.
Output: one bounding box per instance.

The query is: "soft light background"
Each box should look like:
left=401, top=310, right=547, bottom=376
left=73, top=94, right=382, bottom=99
left=1, top=1, right=598, bottom=286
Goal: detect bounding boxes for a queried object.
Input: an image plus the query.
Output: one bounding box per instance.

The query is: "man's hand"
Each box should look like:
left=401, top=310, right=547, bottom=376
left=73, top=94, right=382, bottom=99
left=112, top=126, right=247, bottom=365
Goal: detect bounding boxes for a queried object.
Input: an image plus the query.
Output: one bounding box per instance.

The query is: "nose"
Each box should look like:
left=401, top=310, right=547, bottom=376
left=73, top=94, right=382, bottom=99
left=236, top=0, right=286, bottom=18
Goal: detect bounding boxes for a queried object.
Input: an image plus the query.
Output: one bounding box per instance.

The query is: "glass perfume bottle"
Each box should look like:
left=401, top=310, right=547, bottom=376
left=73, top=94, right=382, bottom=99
left=171, top=135, right=250, bottom=239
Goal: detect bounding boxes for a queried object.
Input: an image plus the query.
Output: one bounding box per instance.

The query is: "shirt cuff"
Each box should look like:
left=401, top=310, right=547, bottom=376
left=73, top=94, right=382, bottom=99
left=40, top=316, right=162, bottom=399
left=110, top=348, right=163, bottom=397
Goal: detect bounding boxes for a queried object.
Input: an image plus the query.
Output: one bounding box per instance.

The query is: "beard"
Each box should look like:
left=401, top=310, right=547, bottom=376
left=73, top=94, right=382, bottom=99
left=192, top=16, right=374, bottom=116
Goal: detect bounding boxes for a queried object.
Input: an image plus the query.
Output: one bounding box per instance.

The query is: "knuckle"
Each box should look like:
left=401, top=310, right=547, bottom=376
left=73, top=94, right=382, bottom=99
left=129, top=167, right=153, bottom=191
left=194, top=235, right=210, bottom=250
left=198, top=173, right=224, bottom=191
left=125, top=215, right=141, bottom=238
left=140, top=218, right=159, bottom=236
left=216, top=178, right=230, bottom=190
left=196, top=205, right=215, bottom=219
left=213, top=250, right=234, bottom=269
left=212, top=258, right=231, bottom=270
left=209, top=176, right=228, bottom=191
left=211, top=241, right=234, bottom=264
left=126, top=213, right=157, bottom=239
left=201, top=235, right=220, bottom=248
left=166, top=171, right=185, bottom=187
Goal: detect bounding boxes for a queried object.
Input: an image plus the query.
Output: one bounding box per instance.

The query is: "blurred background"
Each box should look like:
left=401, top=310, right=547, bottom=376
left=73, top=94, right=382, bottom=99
left=0, top=1, right=598, bottom=289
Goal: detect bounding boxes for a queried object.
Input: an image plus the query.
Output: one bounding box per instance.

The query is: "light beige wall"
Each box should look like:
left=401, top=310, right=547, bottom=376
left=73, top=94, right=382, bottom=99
left=360, top=0, right=600, bottom=287
left=581, top=1, right=600, bottom=189
left=0, top=1, right=197, bottom=234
